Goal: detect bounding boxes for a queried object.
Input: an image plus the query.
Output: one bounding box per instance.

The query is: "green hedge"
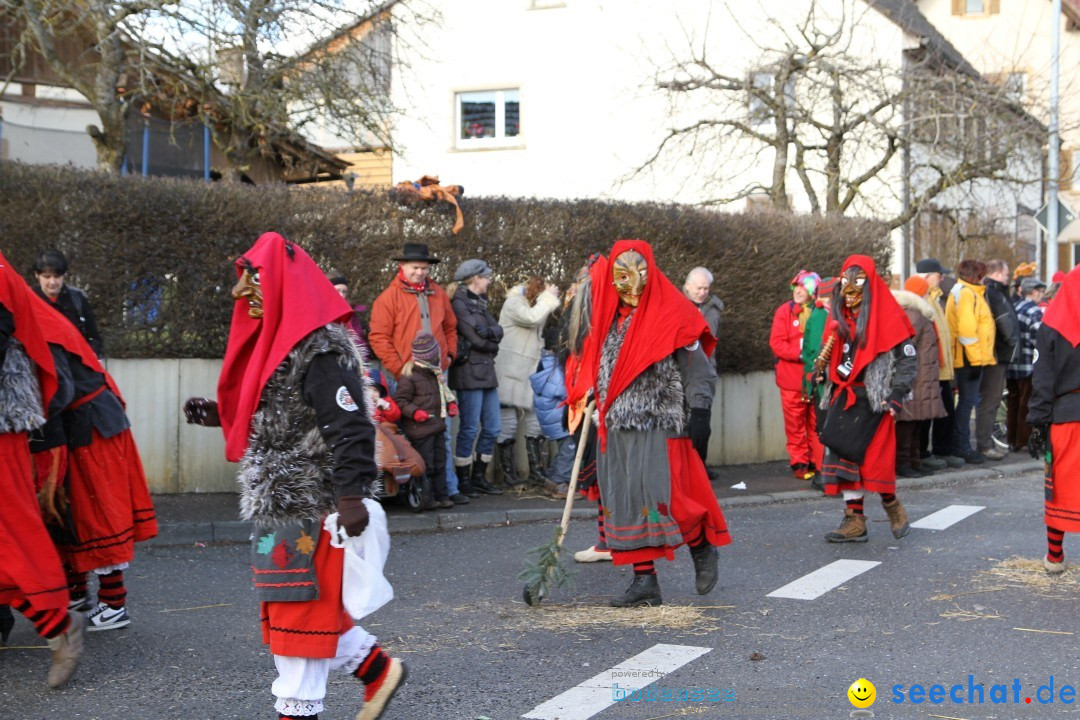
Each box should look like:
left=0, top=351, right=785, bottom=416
left=0, top=162, right=891, bottom=372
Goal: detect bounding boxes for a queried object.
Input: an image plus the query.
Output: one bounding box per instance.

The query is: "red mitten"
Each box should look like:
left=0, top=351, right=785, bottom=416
left=413, top=409, right=431, bottom=422
left=447, top=402, right=459, bottom=417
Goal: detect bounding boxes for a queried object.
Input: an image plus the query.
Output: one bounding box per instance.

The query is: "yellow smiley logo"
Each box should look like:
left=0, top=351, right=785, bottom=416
left=848, top=678, right=876, bottom=708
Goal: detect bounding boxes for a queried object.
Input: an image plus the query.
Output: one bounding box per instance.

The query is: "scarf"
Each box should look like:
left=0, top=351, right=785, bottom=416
left=566, top=240, right=715, bottom=448
left=0, top=250, right=57, bottom=411
left=218, top=233, right=353, bottom=462
left=1041, top=265, right=1080, bottom=348
left=825, top=255, right=914, bottom=409
left=414, top=358, right=456, bottom=417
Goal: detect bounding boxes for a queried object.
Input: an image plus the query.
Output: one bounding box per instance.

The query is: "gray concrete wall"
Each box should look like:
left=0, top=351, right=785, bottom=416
left=105, top=359, right=788, bottom=493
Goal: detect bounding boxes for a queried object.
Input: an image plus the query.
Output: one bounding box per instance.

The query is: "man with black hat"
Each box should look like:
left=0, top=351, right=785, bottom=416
left=1007, top=277, right=1046, bottom=452
left=915, top=258, right=965, bottom=469
left=369, top=244, right=469, bottom=503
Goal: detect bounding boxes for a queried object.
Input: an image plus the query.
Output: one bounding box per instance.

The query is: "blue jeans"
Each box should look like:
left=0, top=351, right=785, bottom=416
left=455, top=388, right=501, bottom=461
left=444, top=432, right=459, bottom=495
left=548, top=436, right=577, bottom=483
left=953, top=366, right=983, bottom=456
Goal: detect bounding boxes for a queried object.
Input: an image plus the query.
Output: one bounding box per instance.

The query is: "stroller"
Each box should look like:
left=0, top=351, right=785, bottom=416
left=368, top=370, right=428, bottom=512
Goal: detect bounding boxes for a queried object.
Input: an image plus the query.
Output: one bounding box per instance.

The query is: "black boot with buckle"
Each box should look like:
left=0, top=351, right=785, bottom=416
left=497, top=441, right=525, bottom=487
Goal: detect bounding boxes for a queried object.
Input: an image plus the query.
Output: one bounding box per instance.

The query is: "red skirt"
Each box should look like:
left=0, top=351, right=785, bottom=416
left=62, top=429, right=158, bottom=573
left=0, top=433, right=69, bottom=610
left=260, top=527, right=353, bottom=658
left=1047, top=422, right=1080, bottom=533
left=823, top=413, right=897, bottom=496
left=611, top=438, right=731, bottom=565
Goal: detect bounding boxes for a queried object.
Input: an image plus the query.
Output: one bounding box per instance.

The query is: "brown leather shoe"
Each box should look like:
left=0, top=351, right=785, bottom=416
left=824, top=509, right=868, bottom=543
left=47, top=612, right=85, bottom=688
left=882, top=497, right=911, bottom=539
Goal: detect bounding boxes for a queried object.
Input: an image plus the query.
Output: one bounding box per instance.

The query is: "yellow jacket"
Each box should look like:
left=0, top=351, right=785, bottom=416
left=946, top=279, right=996, bottom=368
left=927, top=286, right=955, bottom=381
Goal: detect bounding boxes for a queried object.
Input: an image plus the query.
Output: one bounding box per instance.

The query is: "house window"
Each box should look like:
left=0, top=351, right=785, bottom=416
left=748, top=71, right=796, bottom=124
left=456, top=89, right=521, bottom=148
left=965, top=0, right=985, bottom=12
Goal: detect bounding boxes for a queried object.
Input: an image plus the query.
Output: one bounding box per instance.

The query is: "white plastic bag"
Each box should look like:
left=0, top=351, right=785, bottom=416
left=324, top=499, right=393, bottom=620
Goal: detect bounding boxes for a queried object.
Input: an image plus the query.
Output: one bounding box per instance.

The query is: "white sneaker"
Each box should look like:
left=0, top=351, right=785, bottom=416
left=573, top=546, right=613, bottom=563
left=1044, top=555, right=1067, bottom=575
left=86, top=602, right=131, bottom=632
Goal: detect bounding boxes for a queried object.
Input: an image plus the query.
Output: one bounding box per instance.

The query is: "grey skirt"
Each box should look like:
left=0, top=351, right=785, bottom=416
left=596, top=428, right=682, bottom=551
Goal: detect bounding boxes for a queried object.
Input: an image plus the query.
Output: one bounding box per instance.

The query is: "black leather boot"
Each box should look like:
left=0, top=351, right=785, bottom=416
left=689, top=542, right=719, bottom=595
left=525, top=436, right=549, bottom=485
left=470, top=457, right=503, bottom=495
left=497, top=441, right=525, bottom=487
left=609, top=574, right=662, bottom=608
left=456, top=464, right=481, bottom=498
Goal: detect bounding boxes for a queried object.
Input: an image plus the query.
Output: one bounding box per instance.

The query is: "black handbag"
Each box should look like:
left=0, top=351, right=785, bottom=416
left=819, top=386, right=885, bottom=464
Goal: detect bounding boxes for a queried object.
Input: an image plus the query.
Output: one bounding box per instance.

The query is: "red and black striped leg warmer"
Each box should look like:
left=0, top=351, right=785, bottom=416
left=846, top=497, right=865, bottom=516
left=880, top=492, right=897, bottom=504
left=97, top=570, right=127, bottom=609
left=11, top=600, right=70, bottom=639
left=66, top=568, right=88, bottom=602
left=355, top=644, right=391, bottom=686
left=1047, top=525, right=1065, bottom=564
left=596, top=503, right=609, bottom=551
left=683, top=526, right=706, bottom=549
left=632, top=561, right=656, bottom=576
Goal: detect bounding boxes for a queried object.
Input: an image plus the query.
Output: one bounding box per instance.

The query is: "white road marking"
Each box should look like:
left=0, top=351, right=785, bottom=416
left=521, top=643, right=711, bottom=720
left=766, top=559, right=881, bottom=600
left=911, top=504, right=985, bottom=530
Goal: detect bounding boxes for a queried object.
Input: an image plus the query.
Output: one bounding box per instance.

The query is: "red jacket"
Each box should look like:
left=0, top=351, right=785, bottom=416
left=769, top=300, right=807, bottom=391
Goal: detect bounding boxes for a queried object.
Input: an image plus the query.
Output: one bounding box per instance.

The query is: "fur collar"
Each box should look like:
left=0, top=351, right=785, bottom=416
left=597, top=316, right=686, bottom=434
left=892, top=290, right=935, bottom=321
left=0, top=342, right=45, bottom=433
left=238, top=323, right=373, bottom=527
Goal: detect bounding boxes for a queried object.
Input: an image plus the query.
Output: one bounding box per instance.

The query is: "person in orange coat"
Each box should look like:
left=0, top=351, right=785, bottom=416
left=770, top=270, right=823, bottom=480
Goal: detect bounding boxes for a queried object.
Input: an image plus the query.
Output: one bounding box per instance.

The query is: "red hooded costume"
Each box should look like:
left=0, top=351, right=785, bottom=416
left=820, top=255, right=915, bottom=494
left=572, top=240, right=729, bottom=564
left=25, top=289, right=158, bottom=573
left=218, top=232, right=353, bottom=463
left=0, top=250, right=67, bottom=612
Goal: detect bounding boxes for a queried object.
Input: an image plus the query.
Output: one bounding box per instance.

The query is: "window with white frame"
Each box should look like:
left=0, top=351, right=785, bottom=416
left=456, top=89, right=521, bottom=148
left=748, top=71, right=796, bottom=124
left=965, top=0, right=985, bottom=12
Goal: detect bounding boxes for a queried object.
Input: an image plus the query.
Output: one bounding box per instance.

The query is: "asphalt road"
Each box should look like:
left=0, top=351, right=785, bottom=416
left=3, top=466, right=1078, bottom=720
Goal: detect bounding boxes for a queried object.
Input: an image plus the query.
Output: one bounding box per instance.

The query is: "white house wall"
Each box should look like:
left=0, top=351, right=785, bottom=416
left=0, top=91, right=98, bottom=168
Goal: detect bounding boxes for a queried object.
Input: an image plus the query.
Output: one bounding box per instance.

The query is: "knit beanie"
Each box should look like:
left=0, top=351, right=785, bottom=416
left=904, top=275, right=930, bottom=297
left=790, top=269, right=821, bottom=297
left=411, top=331, right=441, bottom=366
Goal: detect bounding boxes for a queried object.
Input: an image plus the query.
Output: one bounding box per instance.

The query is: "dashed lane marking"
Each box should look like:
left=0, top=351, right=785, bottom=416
left=910, top=504, right=985, bottom=531
left=766, top=559, right=881, bottom=600
left=521, top=643, right=711, bottom=720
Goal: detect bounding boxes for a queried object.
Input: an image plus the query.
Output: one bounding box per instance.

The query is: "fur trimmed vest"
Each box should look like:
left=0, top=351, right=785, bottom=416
left=238, top=323, right=368, bottom=527
left=820, top=351, right=896, bottom=412
left=0, top=342, right=45, bottom=434
left=597, top=315, right=686, bottom=434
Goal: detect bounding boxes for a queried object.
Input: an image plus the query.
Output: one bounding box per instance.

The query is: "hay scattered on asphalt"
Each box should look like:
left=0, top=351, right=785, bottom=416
left=510, top=602, right=724, bottom=634
left=939, top=603, right=1004, bottom=622
left=977, top=556, right=1080, bottom=597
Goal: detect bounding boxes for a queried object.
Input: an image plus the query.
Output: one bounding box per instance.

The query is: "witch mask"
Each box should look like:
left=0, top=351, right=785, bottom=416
left=232, top=266, right=263, bottom=319
left=840, top=267, right=867, bottom=310
left=612, top=250, right=647, bottom=307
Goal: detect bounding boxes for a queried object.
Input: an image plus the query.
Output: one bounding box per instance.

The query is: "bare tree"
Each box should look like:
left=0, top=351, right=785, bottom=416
left=1, top=0, right=175, bottom=171
left=2, top=0, right=433, bottom=176
left=639, top=0, right=1043, bottom=234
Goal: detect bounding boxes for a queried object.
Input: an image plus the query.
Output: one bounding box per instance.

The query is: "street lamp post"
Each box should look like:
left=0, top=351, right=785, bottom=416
left=1047, top=0, right=1062, bottom=280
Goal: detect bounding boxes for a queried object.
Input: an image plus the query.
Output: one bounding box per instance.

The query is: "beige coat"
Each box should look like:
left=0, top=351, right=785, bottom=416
left=926, top=286, right=955, bottom=382
left=494, top=287, right=560, bottom=409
